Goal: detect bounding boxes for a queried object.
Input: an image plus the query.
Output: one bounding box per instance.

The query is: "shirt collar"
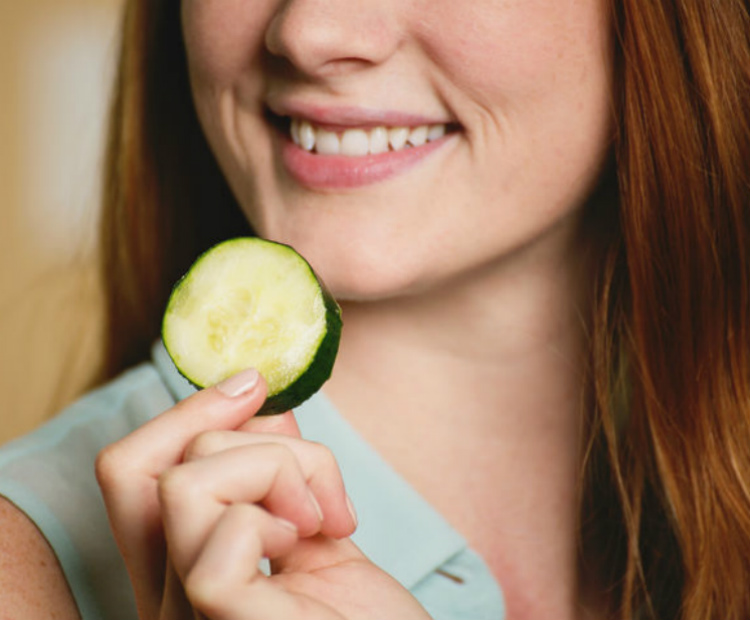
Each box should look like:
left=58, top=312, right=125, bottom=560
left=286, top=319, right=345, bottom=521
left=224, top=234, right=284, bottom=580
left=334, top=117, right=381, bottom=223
left=152, top=341, right=467, bottom=590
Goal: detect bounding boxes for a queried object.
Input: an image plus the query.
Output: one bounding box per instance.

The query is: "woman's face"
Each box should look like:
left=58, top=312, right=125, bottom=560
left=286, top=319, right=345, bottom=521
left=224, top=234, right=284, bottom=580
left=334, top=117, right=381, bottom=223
left=181, top=0, right=613, bottom=300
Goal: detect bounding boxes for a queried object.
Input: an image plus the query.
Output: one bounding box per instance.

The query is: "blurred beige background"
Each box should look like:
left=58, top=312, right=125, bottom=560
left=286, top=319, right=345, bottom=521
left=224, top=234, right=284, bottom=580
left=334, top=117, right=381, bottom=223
left=0, top=0, right=123, bottom=444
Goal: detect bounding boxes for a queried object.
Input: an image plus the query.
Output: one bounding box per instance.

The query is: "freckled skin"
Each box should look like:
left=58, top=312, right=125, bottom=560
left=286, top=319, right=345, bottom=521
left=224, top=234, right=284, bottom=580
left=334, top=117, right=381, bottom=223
left=0, top=498, right=81, bottom=619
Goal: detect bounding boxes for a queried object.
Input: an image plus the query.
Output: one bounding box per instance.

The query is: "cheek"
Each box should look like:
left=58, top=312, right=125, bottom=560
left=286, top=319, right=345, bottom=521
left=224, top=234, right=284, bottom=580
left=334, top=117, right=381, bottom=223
left=416, top=0, right=611, bottom=110
left=181, top=0, right=279, bottom=214
left=181, top=0, right=273, bottom=85
left=420, top=0, right=613, bottom=208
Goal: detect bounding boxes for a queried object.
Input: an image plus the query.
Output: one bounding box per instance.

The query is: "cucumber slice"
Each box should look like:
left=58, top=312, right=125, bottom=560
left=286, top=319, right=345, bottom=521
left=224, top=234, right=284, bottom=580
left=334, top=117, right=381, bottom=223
left=162, top=238, right=342, bottom=414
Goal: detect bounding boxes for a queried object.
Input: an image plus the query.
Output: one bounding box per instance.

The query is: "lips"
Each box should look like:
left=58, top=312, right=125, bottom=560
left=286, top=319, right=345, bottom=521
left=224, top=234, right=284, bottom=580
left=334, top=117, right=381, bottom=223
left=266, top=109, right=459, bottom=189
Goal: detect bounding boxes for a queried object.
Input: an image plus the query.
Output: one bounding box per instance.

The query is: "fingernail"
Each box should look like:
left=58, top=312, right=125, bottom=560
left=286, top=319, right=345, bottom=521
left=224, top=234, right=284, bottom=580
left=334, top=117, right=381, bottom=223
left=276, top=517, right=298, bottom=534
left=216, top=368, right=260, bottom=398
left=346, top=495, right=358, bottom=528
left=308, top=488, right=324, bottom=521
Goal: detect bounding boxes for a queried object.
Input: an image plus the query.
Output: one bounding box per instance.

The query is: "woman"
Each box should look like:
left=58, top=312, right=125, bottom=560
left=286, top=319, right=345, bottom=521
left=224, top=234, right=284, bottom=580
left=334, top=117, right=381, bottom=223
left=1, top=0, right=749, bottom=618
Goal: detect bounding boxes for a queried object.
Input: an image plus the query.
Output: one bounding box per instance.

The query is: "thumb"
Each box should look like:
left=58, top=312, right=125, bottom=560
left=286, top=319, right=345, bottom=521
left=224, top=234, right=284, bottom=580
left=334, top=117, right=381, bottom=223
left=98, top=368, right=269, bottom=479
left=238, top=409, right=302, bottom=438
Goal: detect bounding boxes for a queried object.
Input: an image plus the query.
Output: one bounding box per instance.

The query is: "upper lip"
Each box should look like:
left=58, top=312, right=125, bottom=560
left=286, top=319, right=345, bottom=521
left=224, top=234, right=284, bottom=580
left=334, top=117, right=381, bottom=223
left=266, top=97, right=455, bottom=130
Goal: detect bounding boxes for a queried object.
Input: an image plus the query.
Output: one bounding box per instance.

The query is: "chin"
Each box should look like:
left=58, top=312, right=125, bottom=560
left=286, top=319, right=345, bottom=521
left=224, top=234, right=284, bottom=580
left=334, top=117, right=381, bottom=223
left=319, top=256, right=426, bottom=302
left=275, top=236, right=427, bottom=302
left=250, top=215, right=419, bottom=300
left=325, top=273, right=422, bottom=303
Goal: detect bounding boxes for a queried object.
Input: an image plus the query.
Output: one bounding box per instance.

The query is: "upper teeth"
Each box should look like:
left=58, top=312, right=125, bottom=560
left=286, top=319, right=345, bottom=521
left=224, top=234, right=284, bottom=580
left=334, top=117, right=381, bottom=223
left=290, top=118, right=447, bottom=156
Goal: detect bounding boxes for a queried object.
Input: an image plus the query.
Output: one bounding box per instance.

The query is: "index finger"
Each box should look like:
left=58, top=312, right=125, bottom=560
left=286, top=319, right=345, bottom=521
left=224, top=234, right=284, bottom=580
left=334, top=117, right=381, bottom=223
left=97, top=368, right=267, bottom=481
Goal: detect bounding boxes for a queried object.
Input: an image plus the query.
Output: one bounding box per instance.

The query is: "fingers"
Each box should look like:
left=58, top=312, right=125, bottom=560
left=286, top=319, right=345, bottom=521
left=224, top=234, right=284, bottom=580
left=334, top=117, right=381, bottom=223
left=98, top=369, right=268, bottom=485
left=183, top=506, right=326, bottom=620
left=94, top=364, right=359, bottom=620
left=97, top=369, right=267, bottom=533
left=159, top=443, right=318, bottom=574
left=94, top=369, right=268, bottom=610
left=183, top=431, right=356, bottom=535
left=238, top=409, right=302, bottom=437
left=160, top=436, right=357, bottom=580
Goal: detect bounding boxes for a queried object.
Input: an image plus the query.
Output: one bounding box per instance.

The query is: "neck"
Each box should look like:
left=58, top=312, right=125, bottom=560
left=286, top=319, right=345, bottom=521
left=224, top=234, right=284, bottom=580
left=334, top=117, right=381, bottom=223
left=324, top=219, right=597, bottom=618
left=326, top=214, right=591, bottom=438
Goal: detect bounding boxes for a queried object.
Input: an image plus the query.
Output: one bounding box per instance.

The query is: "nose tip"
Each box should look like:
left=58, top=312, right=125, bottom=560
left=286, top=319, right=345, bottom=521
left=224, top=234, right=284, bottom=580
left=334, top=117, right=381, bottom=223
left=265, top=0, right=400, bottom=78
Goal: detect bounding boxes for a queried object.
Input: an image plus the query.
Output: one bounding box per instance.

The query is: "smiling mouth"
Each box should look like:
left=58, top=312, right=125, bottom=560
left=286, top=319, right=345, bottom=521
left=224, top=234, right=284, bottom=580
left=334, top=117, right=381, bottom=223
left=267, top=111, right=460, bottom=157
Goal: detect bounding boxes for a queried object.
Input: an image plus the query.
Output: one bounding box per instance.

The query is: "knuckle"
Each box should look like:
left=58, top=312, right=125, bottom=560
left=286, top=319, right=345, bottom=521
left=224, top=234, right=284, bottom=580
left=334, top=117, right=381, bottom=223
left=308, top=441, right=339, bottom=474
left=184, top=572, right=227, bottom=616
left=261, top=441, right=298, bottom=469
left=94, top=444, right=129, bottom=491
left=157, top=466, right=195, bottom=508
left=184, top=430, right=227, bottom=461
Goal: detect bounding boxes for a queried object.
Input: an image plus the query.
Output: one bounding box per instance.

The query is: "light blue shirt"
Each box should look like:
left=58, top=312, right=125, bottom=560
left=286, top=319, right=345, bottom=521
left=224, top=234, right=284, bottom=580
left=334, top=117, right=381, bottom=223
left=0, top=342, right=505, bottom=619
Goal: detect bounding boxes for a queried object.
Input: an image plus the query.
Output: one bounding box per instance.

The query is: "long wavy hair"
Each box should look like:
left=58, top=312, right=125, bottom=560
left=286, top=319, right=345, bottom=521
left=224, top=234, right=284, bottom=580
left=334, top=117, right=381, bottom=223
left=99, top=0, right=750, bottom=617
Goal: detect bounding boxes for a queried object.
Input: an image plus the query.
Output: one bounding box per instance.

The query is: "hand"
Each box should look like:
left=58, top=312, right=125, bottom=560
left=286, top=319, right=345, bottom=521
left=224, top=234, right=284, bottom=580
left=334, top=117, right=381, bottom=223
left=96, top=369, right=432, bottom=620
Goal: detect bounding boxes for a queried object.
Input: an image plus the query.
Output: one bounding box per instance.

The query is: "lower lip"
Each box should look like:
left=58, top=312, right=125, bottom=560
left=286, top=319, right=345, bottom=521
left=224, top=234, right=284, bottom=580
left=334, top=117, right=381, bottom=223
left=278, top=134, right=452, bottom=190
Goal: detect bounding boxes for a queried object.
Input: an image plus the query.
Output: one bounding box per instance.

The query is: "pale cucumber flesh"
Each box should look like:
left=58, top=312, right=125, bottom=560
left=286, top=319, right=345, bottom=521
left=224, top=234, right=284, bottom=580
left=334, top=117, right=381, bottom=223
left=162, top=238, right=341, bottom=411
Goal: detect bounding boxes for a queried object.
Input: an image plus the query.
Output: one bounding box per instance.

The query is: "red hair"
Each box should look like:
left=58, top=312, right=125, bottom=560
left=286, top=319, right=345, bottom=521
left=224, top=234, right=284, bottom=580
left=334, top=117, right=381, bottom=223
left=584, top=0, right=750, bottom=617
left=99, top=0, right=250, bottom=378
